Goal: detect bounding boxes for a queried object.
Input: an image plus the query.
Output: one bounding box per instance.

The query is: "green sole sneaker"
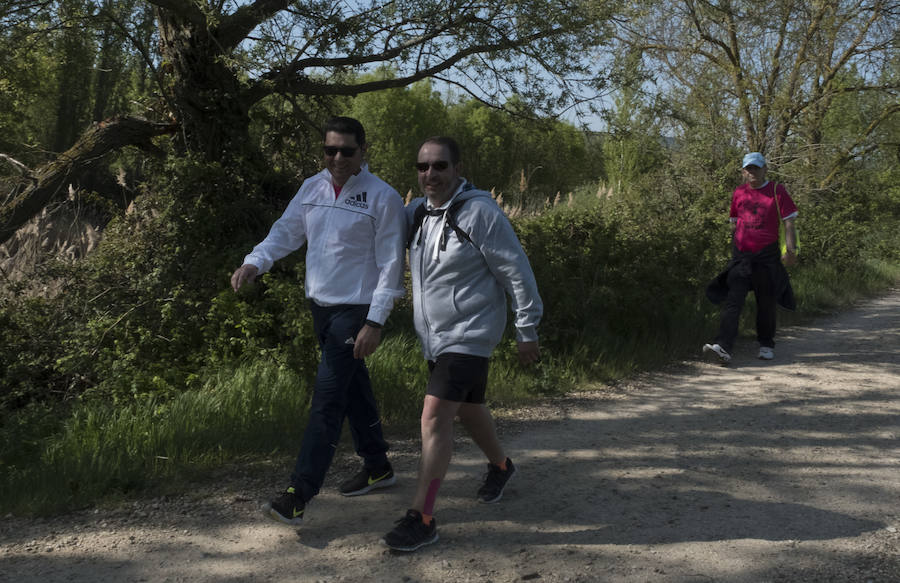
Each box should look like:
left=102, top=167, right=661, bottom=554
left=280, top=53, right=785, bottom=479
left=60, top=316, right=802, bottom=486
left=340, top=466, right=397, bottom=496
left=265, top=487, right=305, bottom=525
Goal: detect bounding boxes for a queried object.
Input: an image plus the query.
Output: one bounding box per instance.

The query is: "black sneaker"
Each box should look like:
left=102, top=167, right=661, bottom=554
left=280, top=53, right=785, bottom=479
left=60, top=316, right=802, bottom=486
left=382, top=509, right=438, bottom=552
left=477, top=457, right=516, bottom=503
left=266, top=486, right=305, bottom=525
left=339, top=463, right=397, bottom=496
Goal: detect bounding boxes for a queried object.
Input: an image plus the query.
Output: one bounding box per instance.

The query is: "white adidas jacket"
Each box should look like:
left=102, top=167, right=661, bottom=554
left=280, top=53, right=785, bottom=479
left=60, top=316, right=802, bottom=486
left=242, top=166, right=406, bottom=324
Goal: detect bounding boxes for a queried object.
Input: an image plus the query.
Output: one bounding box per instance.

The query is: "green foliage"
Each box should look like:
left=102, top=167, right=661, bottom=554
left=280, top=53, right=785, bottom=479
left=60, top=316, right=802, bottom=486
left=0, top=154, right=298, bottom=407
left=0, top=0, right=157, bottom=164
left=614, top=0, right=899, bottom=192
left=515, top=189, right=723, bottom=378
left=601, top=86, right=666, bottom=192
left=448, top=99, right=600, bottom=205
left=489, top=341, right=580, bottom=402
left=0, top=294, right=68, bottom=409
left=249, top=92, right=349, bottom=180
left=0, top=24, right=60, bottom=165
left=351, top=76, right=449, bottom=196
left=349, top=80, right=600, bottom=201
left=205, top=272, right=319, bottom=375
left=788, top=258, right=900, bottom=317
left=364, top=333, right=428, bottom=428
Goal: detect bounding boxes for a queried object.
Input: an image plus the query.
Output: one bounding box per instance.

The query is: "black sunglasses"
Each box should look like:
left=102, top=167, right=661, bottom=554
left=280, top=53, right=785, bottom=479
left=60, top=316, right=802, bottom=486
left=415, top=160, right=450, bottom=172
left=324, top=146, right=358, bottom=157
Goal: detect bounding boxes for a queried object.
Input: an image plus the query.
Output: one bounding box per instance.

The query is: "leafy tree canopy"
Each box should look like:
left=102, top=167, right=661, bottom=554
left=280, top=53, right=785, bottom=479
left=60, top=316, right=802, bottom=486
left=1, top=0, right=619, bottom=242
left=613, top=0, right=900, bottom=192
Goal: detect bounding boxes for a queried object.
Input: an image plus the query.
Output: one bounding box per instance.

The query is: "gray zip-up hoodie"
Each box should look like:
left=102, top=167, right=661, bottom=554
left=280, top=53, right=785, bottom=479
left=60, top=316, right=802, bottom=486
left=407, top=180, right=543, bottom=361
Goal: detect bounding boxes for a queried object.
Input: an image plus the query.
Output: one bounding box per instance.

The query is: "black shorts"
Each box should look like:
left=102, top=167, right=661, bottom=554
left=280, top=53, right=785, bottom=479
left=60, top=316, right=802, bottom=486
left=426, top=353, right=489, bottom=404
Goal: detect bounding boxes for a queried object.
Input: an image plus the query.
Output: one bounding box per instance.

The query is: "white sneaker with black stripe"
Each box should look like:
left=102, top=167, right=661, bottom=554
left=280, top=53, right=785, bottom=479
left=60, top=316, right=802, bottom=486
left=703, top=343, right=732, bottom=364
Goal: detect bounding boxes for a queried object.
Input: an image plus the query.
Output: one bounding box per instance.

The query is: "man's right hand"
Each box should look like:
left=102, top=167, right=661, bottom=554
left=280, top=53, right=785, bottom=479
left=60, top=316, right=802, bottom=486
left=782, top=249, right=799, bottom=267
left=230, top=264, right=259, bottom=291
left=517, top=340, right=540, bottom=366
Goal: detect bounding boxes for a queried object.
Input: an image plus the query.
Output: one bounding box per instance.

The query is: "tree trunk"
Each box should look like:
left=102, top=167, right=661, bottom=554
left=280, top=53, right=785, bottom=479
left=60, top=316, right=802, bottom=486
left=156, top=9, right=254, bottom=162
left=0, top=116, right=177, bottom=246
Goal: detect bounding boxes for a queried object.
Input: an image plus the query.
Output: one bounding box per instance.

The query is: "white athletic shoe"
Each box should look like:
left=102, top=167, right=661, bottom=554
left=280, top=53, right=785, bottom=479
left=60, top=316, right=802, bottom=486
left=758, top=347, right=775, bottom=360
left=703, top=343, right=731, bottom=363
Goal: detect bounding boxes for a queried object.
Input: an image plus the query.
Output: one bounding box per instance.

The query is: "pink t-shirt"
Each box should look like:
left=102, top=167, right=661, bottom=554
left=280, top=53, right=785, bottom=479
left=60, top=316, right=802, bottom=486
left=730, top=181, right=798, bottom=253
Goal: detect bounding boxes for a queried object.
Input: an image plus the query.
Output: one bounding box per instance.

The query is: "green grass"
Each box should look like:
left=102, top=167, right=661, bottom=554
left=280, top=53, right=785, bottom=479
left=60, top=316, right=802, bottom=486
left=366, top=332, right=428, bottom=428
left=791, top=258, right=900, bottom=315
left=2, top=252, right=897, bottom=516
left=1, top=361, right=310, bottom=514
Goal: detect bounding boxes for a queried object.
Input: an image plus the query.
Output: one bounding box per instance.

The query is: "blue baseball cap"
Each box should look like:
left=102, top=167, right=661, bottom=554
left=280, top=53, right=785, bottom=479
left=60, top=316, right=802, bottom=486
left=742, top=152, right=766, bottom=168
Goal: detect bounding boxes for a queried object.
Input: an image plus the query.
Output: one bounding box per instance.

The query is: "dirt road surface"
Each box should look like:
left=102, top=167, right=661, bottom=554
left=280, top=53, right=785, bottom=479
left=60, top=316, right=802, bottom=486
left=2, top=290, right=899, bottom=582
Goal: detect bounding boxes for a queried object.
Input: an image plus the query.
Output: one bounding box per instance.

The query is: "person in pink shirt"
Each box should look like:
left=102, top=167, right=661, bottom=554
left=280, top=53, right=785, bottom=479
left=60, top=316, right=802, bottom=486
left=704, top=152, right=798, bottom=363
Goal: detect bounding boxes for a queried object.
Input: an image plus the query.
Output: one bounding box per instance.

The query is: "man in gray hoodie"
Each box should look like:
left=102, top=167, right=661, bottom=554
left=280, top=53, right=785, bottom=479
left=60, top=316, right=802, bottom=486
left=382, top=136, right=543, bottom=551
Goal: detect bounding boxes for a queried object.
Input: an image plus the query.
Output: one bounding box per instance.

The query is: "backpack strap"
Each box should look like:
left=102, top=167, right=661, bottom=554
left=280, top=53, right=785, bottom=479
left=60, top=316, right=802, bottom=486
left=443, top=199, right=475, bottom=249
left=406, top=202, right=428, bottom=249
left=407, top=196, right=476, bottom=250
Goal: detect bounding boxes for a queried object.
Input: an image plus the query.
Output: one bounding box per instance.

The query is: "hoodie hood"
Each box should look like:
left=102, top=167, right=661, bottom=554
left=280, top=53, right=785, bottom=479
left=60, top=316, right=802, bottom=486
left=417, top=179, right=490, bottom=262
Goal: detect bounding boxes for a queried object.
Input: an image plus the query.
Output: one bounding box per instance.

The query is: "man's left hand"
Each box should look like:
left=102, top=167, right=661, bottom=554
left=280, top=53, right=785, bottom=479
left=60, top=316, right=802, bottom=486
left=353, top=324, right=382, bottom=359
left=517, top=341, right=540, bottom=366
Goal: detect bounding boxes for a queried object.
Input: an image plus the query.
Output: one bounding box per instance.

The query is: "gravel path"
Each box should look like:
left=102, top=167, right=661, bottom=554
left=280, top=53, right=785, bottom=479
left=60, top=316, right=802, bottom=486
left=2, top=290, right=899, bottom=583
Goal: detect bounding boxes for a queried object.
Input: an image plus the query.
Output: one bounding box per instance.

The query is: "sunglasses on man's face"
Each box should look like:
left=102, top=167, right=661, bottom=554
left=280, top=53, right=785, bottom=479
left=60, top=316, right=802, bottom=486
left=324, top=146, right=358, bottom=157
left=415, top=160, right=450, bottom=172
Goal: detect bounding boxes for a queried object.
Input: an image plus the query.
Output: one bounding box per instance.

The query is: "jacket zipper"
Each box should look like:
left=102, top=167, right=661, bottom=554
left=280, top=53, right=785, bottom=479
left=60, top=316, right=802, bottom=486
left=416, top=217, right=435, bottom=358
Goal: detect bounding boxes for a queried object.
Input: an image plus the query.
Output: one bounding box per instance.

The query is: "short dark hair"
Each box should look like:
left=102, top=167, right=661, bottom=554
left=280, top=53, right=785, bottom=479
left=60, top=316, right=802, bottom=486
left=419, top=136, right=460, bottom=165
left=324, top=116, right=366, bottom=146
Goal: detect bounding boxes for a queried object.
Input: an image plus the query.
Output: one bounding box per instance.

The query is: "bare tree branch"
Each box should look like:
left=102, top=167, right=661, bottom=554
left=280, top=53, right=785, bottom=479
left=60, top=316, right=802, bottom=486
left=217, top=0, right=292, bottom=50
left=249, top=25, right=564, bottom=104
left=0, top=154, right=33, bottom=177
left=820, top=102, right=900, bottom=189
left=0, top=117, right=178, bottom=246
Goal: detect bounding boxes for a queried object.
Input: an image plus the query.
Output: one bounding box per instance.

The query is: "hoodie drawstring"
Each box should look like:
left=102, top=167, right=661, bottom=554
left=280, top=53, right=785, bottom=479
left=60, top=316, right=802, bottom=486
left=420, top=191, right=462, bottom=262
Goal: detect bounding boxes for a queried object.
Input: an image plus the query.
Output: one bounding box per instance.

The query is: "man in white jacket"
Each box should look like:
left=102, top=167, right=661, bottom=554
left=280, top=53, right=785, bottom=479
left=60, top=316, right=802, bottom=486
left=382, top=136, right=543, bottom=551
left=230, top=117, right=406, bottom=526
